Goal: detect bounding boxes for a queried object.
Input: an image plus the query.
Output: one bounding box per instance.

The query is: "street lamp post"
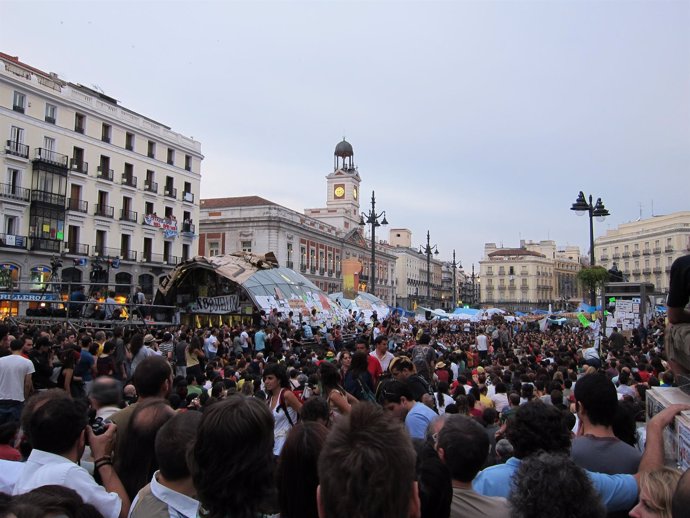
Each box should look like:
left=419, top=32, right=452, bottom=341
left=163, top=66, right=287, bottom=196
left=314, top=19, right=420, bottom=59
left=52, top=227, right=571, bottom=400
left=418, top=231, right=439, bottom=307
left=450, top=249, right=461, bottom=309
left=570, top=191, right=610, bottom=306
left=359, top=191, right=388, bottom=297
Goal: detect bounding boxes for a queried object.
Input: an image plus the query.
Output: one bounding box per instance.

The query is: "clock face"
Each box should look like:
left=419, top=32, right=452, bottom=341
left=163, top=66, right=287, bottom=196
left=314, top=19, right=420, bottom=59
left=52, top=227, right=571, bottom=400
left=334, top=185, right=345, bottom=199
left=353, top=187, right=358, bottom=200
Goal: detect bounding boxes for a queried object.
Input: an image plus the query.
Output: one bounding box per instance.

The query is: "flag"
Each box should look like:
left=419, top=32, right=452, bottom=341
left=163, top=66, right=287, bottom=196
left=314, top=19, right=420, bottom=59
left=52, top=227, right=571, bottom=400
left=577, top=313, right=591, bottom=328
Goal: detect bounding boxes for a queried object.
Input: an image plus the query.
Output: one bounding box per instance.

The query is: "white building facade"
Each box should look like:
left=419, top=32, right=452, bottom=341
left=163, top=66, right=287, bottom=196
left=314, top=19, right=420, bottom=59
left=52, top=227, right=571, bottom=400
left=0, top=53, right=202, bottom=315
left=595, top=211, right=690, bottom=296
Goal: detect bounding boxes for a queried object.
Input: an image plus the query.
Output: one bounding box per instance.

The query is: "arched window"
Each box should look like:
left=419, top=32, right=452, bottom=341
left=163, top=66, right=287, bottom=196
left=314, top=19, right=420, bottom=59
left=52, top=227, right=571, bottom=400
left=0, top=263, right=20, bottom=290
left=30, top=265, right=53, bottom=292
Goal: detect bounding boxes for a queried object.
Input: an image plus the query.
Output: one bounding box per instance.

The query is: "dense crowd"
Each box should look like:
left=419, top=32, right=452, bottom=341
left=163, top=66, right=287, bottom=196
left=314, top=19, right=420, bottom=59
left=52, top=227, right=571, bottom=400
left=0, top=251, right=689, bottom=518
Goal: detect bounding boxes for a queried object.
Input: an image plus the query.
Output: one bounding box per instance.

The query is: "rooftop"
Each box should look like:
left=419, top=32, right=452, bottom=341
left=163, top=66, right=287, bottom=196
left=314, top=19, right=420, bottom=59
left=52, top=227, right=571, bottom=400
left=200, top=196, right=278, bottom=209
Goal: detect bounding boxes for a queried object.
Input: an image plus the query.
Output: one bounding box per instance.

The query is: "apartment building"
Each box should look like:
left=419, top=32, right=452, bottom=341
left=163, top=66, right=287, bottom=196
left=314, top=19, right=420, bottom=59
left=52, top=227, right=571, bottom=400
left=595, top=211, right=690, bottom=296
left=0, top=53, right=202, bottom=315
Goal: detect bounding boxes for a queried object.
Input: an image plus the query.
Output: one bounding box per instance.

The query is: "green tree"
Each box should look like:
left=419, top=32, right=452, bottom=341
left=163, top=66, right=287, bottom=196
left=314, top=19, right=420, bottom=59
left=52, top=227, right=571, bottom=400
left=577, top=266, right=609, bottom=299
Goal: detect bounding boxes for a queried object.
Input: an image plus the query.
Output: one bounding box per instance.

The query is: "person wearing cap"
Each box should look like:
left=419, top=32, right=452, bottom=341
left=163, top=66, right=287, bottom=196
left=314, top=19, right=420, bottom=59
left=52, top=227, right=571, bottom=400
left=435, top=361, right=450, bottom=384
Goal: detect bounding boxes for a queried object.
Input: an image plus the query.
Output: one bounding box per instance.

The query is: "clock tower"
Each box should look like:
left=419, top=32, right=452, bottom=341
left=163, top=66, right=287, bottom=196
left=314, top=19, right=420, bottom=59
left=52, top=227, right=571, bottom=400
left=305, top=138, right=362, bottom=230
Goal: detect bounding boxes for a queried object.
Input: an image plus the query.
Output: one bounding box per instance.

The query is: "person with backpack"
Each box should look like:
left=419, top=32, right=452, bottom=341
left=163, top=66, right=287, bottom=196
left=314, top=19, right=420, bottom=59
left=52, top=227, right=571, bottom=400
left=343, top=351, right=376, bottom=404
left=263, top=363, right=302, bottom=456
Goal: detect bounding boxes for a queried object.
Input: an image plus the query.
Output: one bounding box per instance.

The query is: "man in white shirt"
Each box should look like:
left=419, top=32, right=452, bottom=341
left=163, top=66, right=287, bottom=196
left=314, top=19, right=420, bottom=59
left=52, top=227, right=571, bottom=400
left=13, top=397, right=130, bottom=518
left=370, top=335, right=394, bottom=373
left=476, top=332, right=489, bottom=361
left=0, top=338, right=35, bottom=425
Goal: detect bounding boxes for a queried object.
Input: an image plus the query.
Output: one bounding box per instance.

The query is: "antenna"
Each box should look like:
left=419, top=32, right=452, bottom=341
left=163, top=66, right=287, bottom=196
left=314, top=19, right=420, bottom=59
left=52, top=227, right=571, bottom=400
left=637, top=202, right=642, bottom=221
left=651, top=200, right=655, bottom=217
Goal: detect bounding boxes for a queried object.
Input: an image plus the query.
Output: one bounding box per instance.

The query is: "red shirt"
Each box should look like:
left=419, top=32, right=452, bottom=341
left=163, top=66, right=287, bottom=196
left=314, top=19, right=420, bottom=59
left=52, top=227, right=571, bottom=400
left=0, top=444, right=21, bottom=461
left=367, top=355, right=382, bottom=386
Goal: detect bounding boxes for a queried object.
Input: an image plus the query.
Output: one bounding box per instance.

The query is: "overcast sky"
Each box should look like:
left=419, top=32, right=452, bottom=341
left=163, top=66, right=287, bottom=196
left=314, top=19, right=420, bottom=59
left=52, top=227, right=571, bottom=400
left=4, top=0, right=689, bottom=270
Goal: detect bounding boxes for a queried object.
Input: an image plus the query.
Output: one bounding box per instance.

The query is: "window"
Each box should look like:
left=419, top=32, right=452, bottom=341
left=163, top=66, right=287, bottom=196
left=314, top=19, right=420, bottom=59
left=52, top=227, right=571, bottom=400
left=185, top=154, right=192, bottom=171
left=125, top=132, right=134, bottom=151
left=121, top=234, right=131, bottom=256
left=5, top=216, right=16, bottom=235
left=167, top=148, right=175, bottom=165
left=145, top=202, right=154, bottom=215
left=74, top=113, right=85, bottom=134
left=182, top=244, right=190, bottom=261
left=147, top=140, right=156, bottom=158
left=509, top=266, right=514, bottom=276
left=143, top=238, right=152, bottom=261
left=43, top=137, right=55, bottom=153
left=13, top=91, right=26, bottom=113
left=163, top=242, right=172, bottom=263
left=208, top=241, right=220, bottom=257
left=101, top=123, right=111, bottom=143
left=95, top=230, right=106, bottom=254
left=241, top=240, right=252, bottom=253
left=45, top=103, right=56, bottom=124
left=164, top=206, right=173, bottom=218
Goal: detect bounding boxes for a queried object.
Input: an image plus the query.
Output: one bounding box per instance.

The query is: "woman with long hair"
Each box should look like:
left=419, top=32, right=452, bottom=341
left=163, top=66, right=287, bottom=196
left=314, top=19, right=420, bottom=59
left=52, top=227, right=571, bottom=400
left=343, top=351, right=375, bottom=401
left=57, top=349, right=84, bottom=399
left=318, top=361, right=351, bottom=419
left=629, top=467, right=681, bottom=518
left=185, top=334, right=205, bottom=380
left=338, top=350, right=352, bottom=380
left=263, top=363, right=302, bottom=456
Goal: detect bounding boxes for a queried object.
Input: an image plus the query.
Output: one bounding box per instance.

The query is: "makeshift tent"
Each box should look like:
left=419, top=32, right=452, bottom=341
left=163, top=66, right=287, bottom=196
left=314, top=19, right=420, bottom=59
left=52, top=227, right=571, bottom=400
left=328, top=291, right=390, bottom=321
left=155, top=252, right=351, bottom=326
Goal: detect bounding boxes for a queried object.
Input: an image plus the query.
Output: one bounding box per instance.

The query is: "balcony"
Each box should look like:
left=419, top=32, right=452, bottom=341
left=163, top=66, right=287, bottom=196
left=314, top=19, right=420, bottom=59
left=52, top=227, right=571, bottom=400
left=486, top=286, right=494, bottom=291
left=120, top=209, right=138, bottom=222
left=163, top=255, right=180, bottom=266
left=69, top=158, right=88, bottom=174
left=31, top=190, right=65, bottom=206
left=65, top=243, right=89, bottom=255
left=612, top=253, right=621, bottom=260
left=121, top=174, right=137, bottom=188
left=666, top=265, right=673, bottom=272
left=181, top=222, right=195, bottom=235
left=485, top=271, right=493, bottom=276
left=164, top=186, right=177, bottom=199
left=96, top=166, right=114, bottom=181
left=182, top=191, right=194, bottom=203
left=642, top=249, right=651, bottom=256
left=45, top=115, right=56, bottom=124
left=665, top=246, right=674, bottom=253
left=0, top=183, right=30, bottom=202
left=653, top=267, right=662, bottom=274
left=74, top=124, right=85, bottom=134
left=121, top=249, right=137, bottom=261
left=93, top=246, right=122, bottom=258
left=632, top=250, right=640, bottom=257
left=66, top=198, right=88, bottom=213
left=5, top=140, right=29, bottom=159
left=30, top=238, right=61, bottom=253
left=34, top=148, right=68, bottom=168
left=653, top=247, right=662, bottom=254
left=300, top=264, right=307, bottom=273
left=0, top=233, right=27, bottom=249
left=622, top=252, right=630, bottom=259
left=13, top=104, right=24, bottom=114
left=144, top=181, right=158, bottom=194
left=94, top=204, right=114, bottom=218
left=632, top=268, right=641, bottom=276
left=642, top=268, right=652, bottom=275
left=147, top=253, right=165, bottom=264
left=600, top=255, right=609, bottom=261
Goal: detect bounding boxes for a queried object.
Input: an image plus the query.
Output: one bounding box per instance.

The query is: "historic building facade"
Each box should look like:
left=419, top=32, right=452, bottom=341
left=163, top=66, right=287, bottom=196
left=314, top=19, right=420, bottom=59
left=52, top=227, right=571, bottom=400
left=595, top=211, right=690, bottom=297
left=198, top=140, right=397, bottom=305
left=0, top=53, right=202, bottom=315
left=479, top=240, right=581, bottom=311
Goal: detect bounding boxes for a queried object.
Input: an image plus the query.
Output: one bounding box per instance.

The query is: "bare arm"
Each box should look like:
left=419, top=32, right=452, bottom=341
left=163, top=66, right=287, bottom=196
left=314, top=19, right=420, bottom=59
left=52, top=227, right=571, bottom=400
left=284, top=390, right=303, bottom=413
left=636, top=403, right=690, bottom=482
left=23, top=374, right=33, bottom=400
left=668, top=306, right=690, bottom=325
left=328, top=389, right=352, bottom=415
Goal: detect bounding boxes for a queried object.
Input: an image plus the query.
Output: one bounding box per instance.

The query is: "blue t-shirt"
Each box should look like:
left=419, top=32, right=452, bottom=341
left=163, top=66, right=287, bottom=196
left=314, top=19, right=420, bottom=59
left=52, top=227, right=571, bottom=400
left=254, top=330, right=266, bottom=352
left=405, top=402, right=437, bottom=440
left=472, top=456, right=638, bottom=512
left=75, top=350, right=95, bottom=382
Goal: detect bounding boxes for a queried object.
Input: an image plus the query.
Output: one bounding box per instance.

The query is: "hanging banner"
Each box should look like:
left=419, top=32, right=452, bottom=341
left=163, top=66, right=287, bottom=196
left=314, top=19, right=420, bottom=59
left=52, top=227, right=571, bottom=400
left=190, top=294, right=240, bottom=314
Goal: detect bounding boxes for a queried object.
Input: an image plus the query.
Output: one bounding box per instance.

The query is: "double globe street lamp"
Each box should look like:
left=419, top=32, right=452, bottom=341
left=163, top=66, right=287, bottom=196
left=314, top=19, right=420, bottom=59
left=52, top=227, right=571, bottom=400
left=570, top=191, right=611, bottom=306
left=359, top=191, right=388, bottom=296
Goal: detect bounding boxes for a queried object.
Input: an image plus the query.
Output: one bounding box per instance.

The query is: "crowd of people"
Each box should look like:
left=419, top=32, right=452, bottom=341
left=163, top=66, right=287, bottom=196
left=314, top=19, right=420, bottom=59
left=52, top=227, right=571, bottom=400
left=0, top=253, right=688, bottom=518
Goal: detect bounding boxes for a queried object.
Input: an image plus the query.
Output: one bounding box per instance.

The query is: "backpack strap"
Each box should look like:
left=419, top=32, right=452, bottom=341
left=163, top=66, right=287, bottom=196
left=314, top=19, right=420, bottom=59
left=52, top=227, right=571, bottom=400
left=278, top=388, right=295, bottom=427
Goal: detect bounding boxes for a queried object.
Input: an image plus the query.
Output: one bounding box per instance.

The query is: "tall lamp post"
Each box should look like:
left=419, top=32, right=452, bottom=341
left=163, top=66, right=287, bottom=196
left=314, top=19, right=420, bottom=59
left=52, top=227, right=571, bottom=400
left=359, top=190, right=388, bottom=296
left=570, top=191, right=610, bottom=306
left=418, top=231, right=439, bottom=307
left=450, top=249, right=461, bottom=309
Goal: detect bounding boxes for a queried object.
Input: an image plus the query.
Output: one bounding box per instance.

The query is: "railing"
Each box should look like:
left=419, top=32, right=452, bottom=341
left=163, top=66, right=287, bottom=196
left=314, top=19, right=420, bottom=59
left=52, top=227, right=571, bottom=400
left=148, top=253, right=165, bottom=264
left=163, top=255, right=180, bottom=265
left=13, top=104, right=24, bottom=114
left=31, top=238, right=61, bottom=253
left=121, top=174, right=137, bottom=187
left=653, top=247, right=662, bottom=254
left=121, top=249, right=137, bottom=261
left=144, top=181, right=158, bottom=193
left=183, top=191, right=194, bottom=203
left=0, top=183, right=30, bottom=201
left=69, top=159, right=88, bottom=174
left=164, top=187, right=177, bottom=198
left=93, top=246, right=122, bottom=257
left=642, top=249, right=651, bottom=256
left=665, top=246, right=674, bottom=253
left=612, top=253, right=621, bottom=260
left=45, top=116, right=56, bottom=124
left=66, top=198, right=88, bottom=213
left=5, top=140, right=29, bottom=159
left=75, top=124, right=85, bottom=134
left=31, top=190, right=65, bottom=206
left=632, top=250, right=640, bottom=257
left=120, top=209, right=138, bottom=222
left=632, top=268, right=641, bottom=275
left=653, top=267, right=662, bottom=274
left=181, top=223, right=195, bottom=234
left=600, top=255, right=609, bottom=261
left=34, top=148, right=69, bottom=167
left=96, top=166, right=114, bottom=181
left=642, top=268, right=652, bottom=275
left=94, top=204, right=114, bottom=218
left=0, top=233, right=27, bottom=249
left=65, top=243, right=89, bottom=255
left=621, top=252, right=630, bottom=258
left=666, top=266, right=673, bottom=272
